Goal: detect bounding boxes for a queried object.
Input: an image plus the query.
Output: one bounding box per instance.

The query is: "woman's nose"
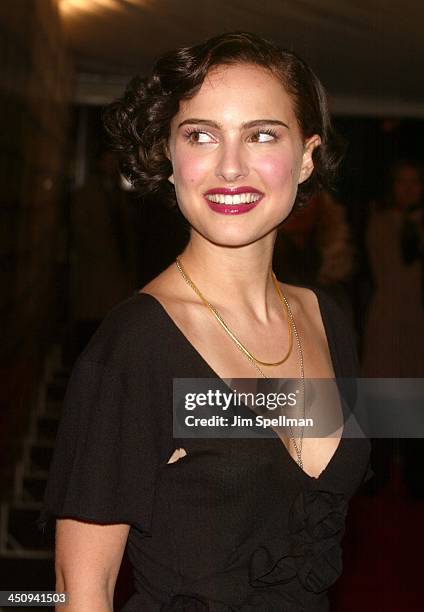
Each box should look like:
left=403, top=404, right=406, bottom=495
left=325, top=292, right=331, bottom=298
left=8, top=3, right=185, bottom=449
left=215, top=141, right=248, bottom=182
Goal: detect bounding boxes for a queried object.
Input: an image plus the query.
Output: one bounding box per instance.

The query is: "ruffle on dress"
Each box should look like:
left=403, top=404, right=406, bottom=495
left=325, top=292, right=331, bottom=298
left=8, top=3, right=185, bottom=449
left=161, top=488, right=348, bottom=610
left=249, top=488, right=348, bottom=594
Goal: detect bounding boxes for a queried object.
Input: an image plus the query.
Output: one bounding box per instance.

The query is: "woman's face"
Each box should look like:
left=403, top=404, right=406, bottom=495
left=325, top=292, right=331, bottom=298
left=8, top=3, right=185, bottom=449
left=167, top=63, right=320, bottom=247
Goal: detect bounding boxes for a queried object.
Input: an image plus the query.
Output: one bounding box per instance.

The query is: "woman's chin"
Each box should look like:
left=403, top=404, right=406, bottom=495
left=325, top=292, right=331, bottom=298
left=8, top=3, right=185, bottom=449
left=194, top=226, right=277, bottom=249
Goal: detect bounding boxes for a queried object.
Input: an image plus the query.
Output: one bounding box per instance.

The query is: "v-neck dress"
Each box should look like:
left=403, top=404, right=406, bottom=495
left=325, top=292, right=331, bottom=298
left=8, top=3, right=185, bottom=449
left=38, top=288, right=371, bottom=611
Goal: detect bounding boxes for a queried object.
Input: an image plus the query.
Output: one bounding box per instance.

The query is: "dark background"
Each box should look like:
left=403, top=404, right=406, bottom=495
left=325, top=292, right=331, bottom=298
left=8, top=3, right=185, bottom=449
left=0, top=2, right=423, bottom=610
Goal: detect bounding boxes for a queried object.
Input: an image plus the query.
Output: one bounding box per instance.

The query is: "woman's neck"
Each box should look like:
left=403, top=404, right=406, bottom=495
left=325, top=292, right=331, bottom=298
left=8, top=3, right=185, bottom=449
left=177, top=230, right=280, bottom=324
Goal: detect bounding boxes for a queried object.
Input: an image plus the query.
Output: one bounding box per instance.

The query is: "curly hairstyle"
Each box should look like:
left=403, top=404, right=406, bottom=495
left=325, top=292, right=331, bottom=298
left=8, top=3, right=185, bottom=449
left=103, top=31, right=345, bottom=210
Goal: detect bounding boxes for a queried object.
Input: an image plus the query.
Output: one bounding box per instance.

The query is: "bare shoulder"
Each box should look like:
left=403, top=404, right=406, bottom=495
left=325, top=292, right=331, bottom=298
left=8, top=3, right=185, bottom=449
left=139, top=264, right=171, bottom=296
left=138, top=262, right=201, bottom=324
left=280, top=283, right=322, bottom=330
left=139, top=263, right=185, bottom=303
left=279, top=282, right=334, bottom=376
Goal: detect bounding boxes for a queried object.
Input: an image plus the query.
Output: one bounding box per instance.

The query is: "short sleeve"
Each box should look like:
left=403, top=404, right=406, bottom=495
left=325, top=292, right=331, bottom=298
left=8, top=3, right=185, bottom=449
left=37, top=357, right=163, bottom=537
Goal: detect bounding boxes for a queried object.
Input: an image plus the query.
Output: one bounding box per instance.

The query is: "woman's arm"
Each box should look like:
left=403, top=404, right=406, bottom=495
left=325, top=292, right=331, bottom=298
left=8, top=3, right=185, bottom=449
left=55, top=518, right=130, bottom=611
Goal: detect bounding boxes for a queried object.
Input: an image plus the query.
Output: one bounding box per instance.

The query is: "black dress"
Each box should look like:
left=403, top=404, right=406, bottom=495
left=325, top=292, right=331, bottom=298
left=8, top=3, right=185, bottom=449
left=38, top=289, right=372, bottom=611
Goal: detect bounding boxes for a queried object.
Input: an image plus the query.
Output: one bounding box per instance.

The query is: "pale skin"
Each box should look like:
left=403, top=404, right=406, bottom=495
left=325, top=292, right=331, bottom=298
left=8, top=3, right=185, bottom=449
left=55, top=63, right=343, bottom=609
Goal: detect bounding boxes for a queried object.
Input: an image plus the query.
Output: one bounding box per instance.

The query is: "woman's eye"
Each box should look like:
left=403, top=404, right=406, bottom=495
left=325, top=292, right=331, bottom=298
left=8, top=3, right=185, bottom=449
left=250, top=130, right=278, bottom=143
left=186, top=130, right=215, bottom=144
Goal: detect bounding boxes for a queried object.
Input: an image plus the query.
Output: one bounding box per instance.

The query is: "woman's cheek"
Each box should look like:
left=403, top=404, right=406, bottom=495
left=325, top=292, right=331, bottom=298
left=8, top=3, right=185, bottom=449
left=174, top=152, right=211, bottom=187
left=257, top=154, right=295, bottom=191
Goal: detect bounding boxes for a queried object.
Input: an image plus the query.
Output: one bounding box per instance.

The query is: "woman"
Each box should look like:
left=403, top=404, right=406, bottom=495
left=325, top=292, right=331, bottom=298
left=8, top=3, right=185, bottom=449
left=362, top=160, right=424, bottom=498
left=39, top=32, right=371, bottom=611
left=362, top=159, right=424, bottom=378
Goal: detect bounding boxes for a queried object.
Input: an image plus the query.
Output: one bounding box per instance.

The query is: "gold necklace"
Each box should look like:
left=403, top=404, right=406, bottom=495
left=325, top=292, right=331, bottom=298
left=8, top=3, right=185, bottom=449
left=175, top=256, right=305, bottom=468
left=175, top=257, right=293, bottom=367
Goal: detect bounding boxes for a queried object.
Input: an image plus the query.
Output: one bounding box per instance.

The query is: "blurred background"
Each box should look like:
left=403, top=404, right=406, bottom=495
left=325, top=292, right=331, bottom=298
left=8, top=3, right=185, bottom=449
left=0, top=1, right=423, bottom=610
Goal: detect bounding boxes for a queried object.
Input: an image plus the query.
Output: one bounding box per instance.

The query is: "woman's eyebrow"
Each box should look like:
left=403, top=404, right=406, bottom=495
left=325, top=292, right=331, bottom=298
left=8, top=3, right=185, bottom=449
left=177, top=118, right=289, bottom=129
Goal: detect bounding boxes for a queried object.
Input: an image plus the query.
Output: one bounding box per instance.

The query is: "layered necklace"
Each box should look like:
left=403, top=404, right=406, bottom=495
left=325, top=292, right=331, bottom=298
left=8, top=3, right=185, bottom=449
left=175, top=256, right=306, bottom=468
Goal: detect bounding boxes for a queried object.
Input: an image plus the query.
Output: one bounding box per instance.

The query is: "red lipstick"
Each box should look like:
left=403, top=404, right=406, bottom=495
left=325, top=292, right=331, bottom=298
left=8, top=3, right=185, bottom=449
left=203, top=186, right=264, bottom=215
left=204, top=186, right=263, bottom=195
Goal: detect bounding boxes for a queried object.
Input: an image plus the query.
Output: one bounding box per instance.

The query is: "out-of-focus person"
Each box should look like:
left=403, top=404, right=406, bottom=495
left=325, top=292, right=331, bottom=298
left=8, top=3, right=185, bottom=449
left=362, top=160, right=424, bottom=499
left=362, top=159, right=424, bottom=378
left=71, top=149, right=137, bottom=354
left=273, top=190, right=355, bottom=310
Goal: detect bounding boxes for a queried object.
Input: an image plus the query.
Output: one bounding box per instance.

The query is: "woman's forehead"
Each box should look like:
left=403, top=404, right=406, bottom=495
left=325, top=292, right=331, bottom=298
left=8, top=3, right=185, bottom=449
left=175, top=63, right=296, bottom=127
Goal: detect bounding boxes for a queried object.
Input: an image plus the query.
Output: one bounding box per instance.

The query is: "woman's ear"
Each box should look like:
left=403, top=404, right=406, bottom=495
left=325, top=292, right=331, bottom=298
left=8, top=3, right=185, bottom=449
left=164, top=142, right=174, bottom=184
left=298, top=134, right=321, bottom=184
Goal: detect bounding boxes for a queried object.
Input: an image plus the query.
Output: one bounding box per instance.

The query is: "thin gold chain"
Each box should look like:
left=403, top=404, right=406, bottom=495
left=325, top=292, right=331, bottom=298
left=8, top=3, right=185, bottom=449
left=276, top=283, right=306, bottom=467
left=175, top=256, right=305, bottom=468
left=175, top=257, right=292, bottom=366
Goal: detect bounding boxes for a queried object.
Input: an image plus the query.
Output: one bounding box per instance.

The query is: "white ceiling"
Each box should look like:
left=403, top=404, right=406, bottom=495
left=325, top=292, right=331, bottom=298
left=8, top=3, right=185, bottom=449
left=60, top=0, right=424, bottom=116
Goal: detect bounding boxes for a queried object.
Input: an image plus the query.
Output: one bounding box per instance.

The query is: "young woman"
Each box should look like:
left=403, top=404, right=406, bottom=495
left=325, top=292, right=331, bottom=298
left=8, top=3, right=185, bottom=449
left=39, top=32, right=371, bottom=611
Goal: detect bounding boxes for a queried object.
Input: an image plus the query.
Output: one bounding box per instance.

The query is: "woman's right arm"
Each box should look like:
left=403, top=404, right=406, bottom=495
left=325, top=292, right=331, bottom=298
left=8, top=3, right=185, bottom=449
left=55, top=518, right=130, bottom=611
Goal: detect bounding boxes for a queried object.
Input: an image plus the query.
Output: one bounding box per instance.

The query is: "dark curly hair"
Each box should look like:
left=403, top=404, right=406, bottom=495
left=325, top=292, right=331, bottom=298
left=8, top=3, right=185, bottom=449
left=103, top=31, right=345, bottom=210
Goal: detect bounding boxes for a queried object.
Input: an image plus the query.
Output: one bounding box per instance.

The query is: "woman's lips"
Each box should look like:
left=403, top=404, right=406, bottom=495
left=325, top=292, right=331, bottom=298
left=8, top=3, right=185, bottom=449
left=203, top=188, right=264, bottom=215
left=204, top=186, right=263, bottom=196
left=204, top=198, right=260, bottom=214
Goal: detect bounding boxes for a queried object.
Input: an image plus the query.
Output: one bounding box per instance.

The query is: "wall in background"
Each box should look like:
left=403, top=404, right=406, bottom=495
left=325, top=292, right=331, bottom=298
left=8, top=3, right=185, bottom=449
left=0, top=0, right=74, bottom=486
